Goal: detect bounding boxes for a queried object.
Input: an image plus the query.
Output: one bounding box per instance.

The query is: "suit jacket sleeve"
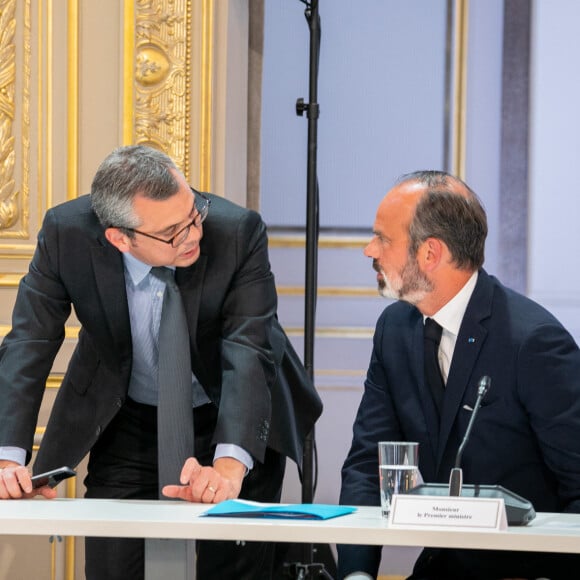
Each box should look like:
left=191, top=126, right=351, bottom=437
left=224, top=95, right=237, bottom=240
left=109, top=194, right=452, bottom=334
left=0, top=209, right=72, bottom=461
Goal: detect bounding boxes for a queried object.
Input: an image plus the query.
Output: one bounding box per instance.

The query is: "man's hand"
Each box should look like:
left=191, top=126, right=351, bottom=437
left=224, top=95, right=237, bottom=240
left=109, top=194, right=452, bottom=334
left=0, top=462, right=57, bottom=500
left=162, top=457, right=246, bottom=503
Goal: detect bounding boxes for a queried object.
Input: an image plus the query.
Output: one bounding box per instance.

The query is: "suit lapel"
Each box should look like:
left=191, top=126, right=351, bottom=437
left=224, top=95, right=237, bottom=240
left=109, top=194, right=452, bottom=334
left=91, top=239, right=132, bottom=361
left=435, top=271, right=493, bottom=471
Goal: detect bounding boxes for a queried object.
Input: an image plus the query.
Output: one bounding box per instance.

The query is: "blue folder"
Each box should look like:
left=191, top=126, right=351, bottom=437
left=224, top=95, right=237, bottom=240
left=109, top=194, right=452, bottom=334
left=201, top=499, right=356, bottom=520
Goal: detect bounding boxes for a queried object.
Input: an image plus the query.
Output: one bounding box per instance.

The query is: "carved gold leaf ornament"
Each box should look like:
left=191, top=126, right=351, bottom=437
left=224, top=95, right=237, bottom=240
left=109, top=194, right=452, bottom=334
left=0, top=0, right=16, bottom=231
left=0, top=182, right=15, bottom=217
left=136, top=44, right=170, bottom=86
left=133, top=0, right=191, bottom=175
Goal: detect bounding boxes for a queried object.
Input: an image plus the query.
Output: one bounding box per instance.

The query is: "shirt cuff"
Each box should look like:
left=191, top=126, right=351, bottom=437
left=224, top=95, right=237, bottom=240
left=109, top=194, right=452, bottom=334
left=214, top=444, right=254, bottom=474
left=0, top=446, right=26, bottom=466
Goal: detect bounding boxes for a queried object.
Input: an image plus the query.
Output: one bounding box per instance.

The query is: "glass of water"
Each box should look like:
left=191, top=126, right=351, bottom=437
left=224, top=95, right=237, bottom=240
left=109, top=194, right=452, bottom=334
left=378, top=441, right=419, bottom=517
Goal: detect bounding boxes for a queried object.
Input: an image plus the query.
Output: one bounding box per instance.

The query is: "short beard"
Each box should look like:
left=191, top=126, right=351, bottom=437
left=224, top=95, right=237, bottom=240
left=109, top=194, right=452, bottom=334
left=377, top=256, right=433, bottom=305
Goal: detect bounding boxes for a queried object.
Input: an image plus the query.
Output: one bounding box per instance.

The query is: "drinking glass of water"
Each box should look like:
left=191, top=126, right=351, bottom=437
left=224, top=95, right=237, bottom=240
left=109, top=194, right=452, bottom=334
left=378, top=441, right=419, bottom=517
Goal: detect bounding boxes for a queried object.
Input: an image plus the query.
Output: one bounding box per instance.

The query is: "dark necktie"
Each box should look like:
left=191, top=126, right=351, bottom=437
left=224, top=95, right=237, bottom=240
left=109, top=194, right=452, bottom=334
left=424, top=317, right=445, bottom=413
left=150, top=267, right=194, bottom=494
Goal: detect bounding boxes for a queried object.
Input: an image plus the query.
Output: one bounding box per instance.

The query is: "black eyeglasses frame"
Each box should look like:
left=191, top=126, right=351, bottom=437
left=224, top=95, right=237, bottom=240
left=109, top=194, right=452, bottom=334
left=118, top=188, right=211, bottom=248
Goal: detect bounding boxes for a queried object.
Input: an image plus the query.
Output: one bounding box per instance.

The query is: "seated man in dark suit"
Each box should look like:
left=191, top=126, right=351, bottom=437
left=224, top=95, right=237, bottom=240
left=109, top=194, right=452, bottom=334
left=338, top=170, right=580, bottom=580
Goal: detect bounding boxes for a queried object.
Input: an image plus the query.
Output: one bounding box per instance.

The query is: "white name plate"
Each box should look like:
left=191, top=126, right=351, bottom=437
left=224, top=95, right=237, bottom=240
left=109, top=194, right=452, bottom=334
left=388, top=494, right=507, bottom=531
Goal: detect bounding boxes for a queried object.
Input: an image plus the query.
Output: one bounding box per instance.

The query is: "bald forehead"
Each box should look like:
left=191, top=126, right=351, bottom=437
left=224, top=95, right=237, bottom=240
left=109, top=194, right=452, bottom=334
left=378, top=181, right=424, bottom=217
left=397, top=175, right=471, bottom=200
left=375, top=176, right=473, bottom=233
left=372, top=183, right=420, bottom=238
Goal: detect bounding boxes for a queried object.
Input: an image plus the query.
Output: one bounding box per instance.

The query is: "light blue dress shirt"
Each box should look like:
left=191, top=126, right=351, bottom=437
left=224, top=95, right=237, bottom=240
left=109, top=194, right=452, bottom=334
left=124, top=252, right=211, bottom=407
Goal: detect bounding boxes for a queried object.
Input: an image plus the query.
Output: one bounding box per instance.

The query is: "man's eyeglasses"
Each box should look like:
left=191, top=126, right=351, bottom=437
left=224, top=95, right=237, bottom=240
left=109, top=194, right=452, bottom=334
left=122, top=188, right=211, bottom=248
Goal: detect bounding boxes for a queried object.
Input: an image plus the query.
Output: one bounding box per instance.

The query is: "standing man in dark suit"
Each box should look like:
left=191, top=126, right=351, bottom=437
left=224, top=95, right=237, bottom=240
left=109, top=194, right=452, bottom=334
left=339, top=171, right=580, bottom=580
left=0, top=145, right=322, bottom=580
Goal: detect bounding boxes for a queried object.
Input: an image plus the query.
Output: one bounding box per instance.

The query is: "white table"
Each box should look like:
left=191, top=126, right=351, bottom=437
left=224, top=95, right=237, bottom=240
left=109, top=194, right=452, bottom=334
left=3, top=499, right=580, bottom=577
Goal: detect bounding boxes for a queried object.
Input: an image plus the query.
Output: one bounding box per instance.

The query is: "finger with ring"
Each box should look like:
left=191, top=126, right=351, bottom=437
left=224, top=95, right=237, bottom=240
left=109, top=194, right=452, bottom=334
left=207, top=485, right=216, bottom=494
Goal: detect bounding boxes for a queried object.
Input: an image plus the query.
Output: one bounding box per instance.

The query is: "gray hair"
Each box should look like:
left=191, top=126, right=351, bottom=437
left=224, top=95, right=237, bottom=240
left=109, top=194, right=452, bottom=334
left=399, top=170, right=487, bottom=271
left=91, top=145, right=180, bottom=229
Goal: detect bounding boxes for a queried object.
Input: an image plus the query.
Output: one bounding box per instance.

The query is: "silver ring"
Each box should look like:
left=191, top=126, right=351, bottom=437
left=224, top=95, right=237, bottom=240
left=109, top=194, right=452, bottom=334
left=207, top=485, right=216, bottom=494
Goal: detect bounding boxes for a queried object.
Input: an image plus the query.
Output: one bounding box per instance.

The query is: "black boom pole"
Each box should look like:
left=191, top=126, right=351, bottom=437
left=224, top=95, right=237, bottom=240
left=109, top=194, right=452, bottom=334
left=296, top=0, right=320, bottom=507
left=283, top=1, right=335, bottom=579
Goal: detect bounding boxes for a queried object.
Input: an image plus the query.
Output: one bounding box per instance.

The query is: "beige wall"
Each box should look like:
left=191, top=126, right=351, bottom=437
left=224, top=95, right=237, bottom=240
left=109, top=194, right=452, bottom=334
left=0, top=1, right=251, bottom=578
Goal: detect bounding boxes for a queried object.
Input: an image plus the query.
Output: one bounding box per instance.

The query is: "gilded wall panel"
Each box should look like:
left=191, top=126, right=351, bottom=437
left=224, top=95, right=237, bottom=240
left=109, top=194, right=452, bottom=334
left=1, top=1, right=241, bottom=577
left=0, top=0, right=30, bottom=242
left=127, top=0, right=193, bottom=177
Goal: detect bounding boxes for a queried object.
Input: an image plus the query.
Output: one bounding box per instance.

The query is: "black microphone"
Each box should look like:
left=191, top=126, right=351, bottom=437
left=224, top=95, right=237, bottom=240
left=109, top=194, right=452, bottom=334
left=448, top=375, right=491, bottom=496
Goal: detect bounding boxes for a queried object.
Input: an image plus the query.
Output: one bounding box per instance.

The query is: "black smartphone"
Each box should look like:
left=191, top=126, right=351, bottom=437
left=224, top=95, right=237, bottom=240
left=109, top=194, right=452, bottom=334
left=31, top=466, right=76, bottom=489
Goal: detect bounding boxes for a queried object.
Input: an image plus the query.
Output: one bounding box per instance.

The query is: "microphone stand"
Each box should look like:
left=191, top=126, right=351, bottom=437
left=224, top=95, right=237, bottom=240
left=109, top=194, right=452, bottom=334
left=448, top=376, right=491, bottom=496
left=283, top=1, right=334, bottom=579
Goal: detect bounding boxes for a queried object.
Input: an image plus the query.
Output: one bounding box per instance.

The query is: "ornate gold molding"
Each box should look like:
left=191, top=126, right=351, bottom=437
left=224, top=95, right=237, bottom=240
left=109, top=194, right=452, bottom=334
left=452, top=0, right=469, bottom=179
left=125, top=0, right=193, bottom=176
left=0, top=324, right=80, bottom=339
left=199, top=0, right=213, bottom=191
left=67, top=0, right=78, bottom=202
left=268, top=234, right=368, bottom=249
left=0, top=272, right=22, bottom=286
left=278, top=285, right=378, bottom=298
left=284, top=326, right=374, bottom=339
left=0, top=0, right=31, bottom=238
